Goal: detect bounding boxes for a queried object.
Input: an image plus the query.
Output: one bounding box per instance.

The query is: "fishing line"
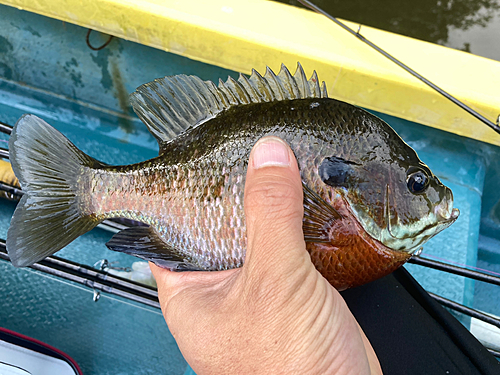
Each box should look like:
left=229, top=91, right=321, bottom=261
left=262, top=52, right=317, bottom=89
left=296, top=0, right=500, bottom=134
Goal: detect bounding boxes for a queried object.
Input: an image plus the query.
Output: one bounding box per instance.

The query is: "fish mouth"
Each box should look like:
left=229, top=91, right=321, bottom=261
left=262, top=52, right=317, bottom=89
left=441, top=207, right=460, bottom=223
left=431, top=186, right=460, bottom=234
left=383, top=184, right=459, bottom=253
left=434, top=187, right=460, bottom=222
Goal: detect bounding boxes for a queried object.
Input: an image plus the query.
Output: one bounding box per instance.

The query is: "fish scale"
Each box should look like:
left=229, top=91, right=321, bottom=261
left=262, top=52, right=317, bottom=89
left=87, top=100, right=333, bottom=270
left=6, top=64, right=458, bottom=289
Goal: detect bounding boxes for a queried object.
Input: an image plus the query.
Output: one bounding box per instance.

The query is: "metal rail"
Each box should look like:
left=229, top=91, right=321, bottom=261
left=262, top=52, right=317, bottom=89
left=296, top=0, right=500, bottom=134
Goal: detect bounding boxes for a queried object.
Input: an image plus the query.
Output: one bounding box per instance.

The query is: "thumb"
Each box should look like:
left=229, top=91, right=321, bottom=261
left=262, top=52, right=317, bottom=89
left=243, top=136, right=310, bottom=278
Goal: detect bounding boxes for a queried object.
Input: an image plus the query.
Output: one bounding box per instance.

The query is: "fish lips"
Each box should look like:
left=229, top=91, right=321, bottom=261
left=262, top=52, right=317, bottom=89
left=389, top=209, right=459, bottom=254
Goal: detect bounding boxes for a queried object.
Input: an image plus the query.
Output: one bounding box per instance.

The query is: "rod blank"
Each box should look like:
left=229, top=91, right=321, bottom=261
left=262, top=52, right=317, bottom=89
left=429, top=292, right=500, bottom=330
left=409, top=256, right=500, bottom=287
left=0, top=121, right=12, bottom=135
left=0, top=239, right=160, bottom=309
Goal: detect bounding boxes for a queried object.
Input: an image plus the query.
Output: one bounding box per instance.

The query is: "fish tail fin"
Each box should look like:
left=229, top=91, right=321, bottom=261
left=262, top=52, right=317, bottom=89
left=7, top=115, right=103, bottom=267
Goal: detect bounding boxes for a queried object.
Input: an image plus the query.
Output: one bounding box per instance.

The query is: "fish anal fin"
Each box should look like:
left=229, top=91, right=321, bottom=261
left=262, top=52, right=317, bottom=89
left=302, top=182, right=342, bottom=243
left=106, top=226, right=202, bottom=271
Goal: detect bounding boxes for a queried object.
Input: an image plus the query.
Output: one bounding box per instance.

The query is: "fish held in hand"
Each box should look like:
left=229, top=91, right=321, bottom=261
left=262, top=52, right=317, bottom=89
left=6, top=63, right=459, bottom=290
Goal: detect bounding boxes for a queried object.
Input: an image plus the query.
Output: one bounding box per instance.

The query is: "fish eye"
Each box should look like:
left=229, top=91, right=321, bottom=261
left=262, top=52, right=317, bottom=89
left=406, top=170, right=429, bottom=194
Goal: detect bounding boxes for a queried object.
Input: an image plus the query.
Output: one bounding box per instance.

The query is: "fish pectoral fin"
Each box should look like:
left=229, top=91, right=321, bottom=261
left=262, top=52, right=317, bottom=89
left=106, top=226, right=202, bottom=271
left=129, top=63, right=327, bottom=151
left=302, top=182, right=342, bottom=243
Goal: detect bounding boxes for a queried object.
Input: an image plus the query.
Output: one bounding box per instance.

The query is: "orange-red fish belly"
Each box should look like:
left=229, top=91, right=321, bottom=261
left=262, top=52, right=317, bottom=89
left=307, top=214, right=411, bottom=291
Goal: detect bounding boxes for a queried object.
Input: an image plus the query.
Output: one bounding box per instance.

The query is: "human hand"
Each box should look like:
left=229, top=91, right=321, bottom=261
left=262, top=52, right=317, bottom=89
left=150, top=136, right=382, bottom=375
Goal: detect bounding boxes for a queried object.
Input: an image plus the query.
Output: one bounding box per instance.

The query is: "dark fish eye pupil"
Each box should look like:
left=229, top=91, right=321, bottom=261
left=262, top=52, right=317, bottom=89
left=407, top=171, right=428, bottom=194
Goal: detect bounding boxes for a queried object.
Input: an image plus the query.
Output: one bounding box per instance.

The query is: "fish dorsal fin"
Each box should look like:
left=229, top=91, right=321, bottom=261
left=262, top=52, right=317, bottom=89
left=130, top=63, right=328, bottom=149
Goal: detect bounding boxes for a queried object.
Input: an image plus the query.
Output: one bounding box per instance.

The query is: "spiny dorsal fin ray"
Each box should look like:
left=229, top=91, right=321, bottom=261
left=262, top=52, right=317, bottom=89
left=130, top=63, right=328, bottom=149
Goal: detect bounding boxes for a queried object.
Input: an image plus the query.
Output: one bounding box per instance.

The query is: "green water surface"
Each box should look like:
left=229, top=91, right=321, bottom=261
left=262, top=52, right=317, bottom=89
left=279, top=0, right=500, bottom=61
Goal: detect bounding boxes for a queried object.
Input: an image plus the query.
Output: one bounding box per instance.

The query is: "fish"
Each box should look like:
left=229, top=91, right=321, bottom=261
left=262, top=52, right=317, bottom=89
left=6, top=63, right=459, bottom=290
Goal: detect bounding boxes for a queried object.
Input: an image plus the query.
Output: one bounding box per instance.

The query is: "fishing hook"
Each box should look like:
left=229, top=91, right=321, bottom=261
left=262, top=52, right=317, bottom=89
left=296, top=0, right=500, bottom=135
left=93, top=259, right=109, bottom=271
left=93, top=258, right=131, bottom=272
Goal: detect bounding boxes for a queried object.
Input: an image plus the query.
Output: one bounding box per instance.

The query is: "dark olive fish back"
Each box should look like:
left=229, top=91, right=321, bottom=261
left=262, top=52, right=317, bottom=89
left=160, top=98, right=409, bottom=167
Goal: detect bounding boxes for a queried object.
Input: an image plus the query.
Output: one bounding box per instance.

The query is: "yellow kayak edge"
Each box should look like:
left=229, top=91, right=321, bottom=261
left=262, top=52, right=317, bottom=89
left=2, top=0, right=499, bottom=146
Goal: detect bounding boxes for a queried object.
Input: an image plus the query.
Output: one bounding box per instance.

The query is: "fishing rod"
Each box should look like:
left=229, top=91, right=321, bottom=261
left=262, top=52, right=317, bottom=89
left=1, top=165, right=500, bottom=289
left=489, top=348, right=500, bottom=359
left=2, top=235, right=500, bottom=348
left=0, top=121, right=11, bottom=159
left=429, top=292, right=500, bottom=330
left=0, top=120, right=12, bottom=135
left=296, top=0, right=500, bottom=134
left=0, top=121, right=133, bottom=231
left=0, top=239, right=160, bottom=309
left=2, top=95, right=500, bottom=351
left=428, top=292, right=500, bottom=359
left=409, top=256, right=500, bottom=287
left=2, top=129, right=500, bottom=348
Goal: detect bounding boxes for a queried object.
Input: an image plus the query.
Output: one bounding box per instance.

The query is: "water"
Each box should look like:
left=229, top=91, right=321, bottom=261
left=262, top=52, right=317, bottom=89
left=280, top=0, right=500, bottom=61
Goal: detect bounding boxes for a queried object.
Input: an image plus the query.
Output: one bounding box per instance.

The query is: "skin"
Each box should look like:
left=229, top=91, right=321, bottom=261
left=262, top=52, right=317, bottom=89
left=150, top=136, right=383, bottom=375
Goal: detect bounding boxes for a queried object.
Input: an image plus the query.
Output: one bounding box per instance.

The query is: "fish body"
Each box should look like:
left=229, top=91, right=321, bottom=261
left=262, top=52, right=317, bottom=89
left=7, top=64, right=458, bottom=290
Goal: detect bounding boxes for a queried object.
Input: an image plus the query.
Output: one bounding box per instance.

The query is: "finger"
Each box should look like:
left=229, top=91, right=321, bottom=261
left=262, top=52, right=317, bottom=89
left=149, top=262, right=184, bottom=305
left=357, top=322, right=383, bottom=375
left=243, top=136, right=309, bottom=277
left=150, top=263, right=238, bottom=305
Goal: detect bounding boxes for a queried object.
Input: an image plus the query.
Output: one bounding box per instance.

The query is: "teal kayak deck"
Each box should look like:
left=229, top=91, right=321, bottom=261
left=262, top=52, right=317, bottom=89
left=0, top=5, right=499, bottom=373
